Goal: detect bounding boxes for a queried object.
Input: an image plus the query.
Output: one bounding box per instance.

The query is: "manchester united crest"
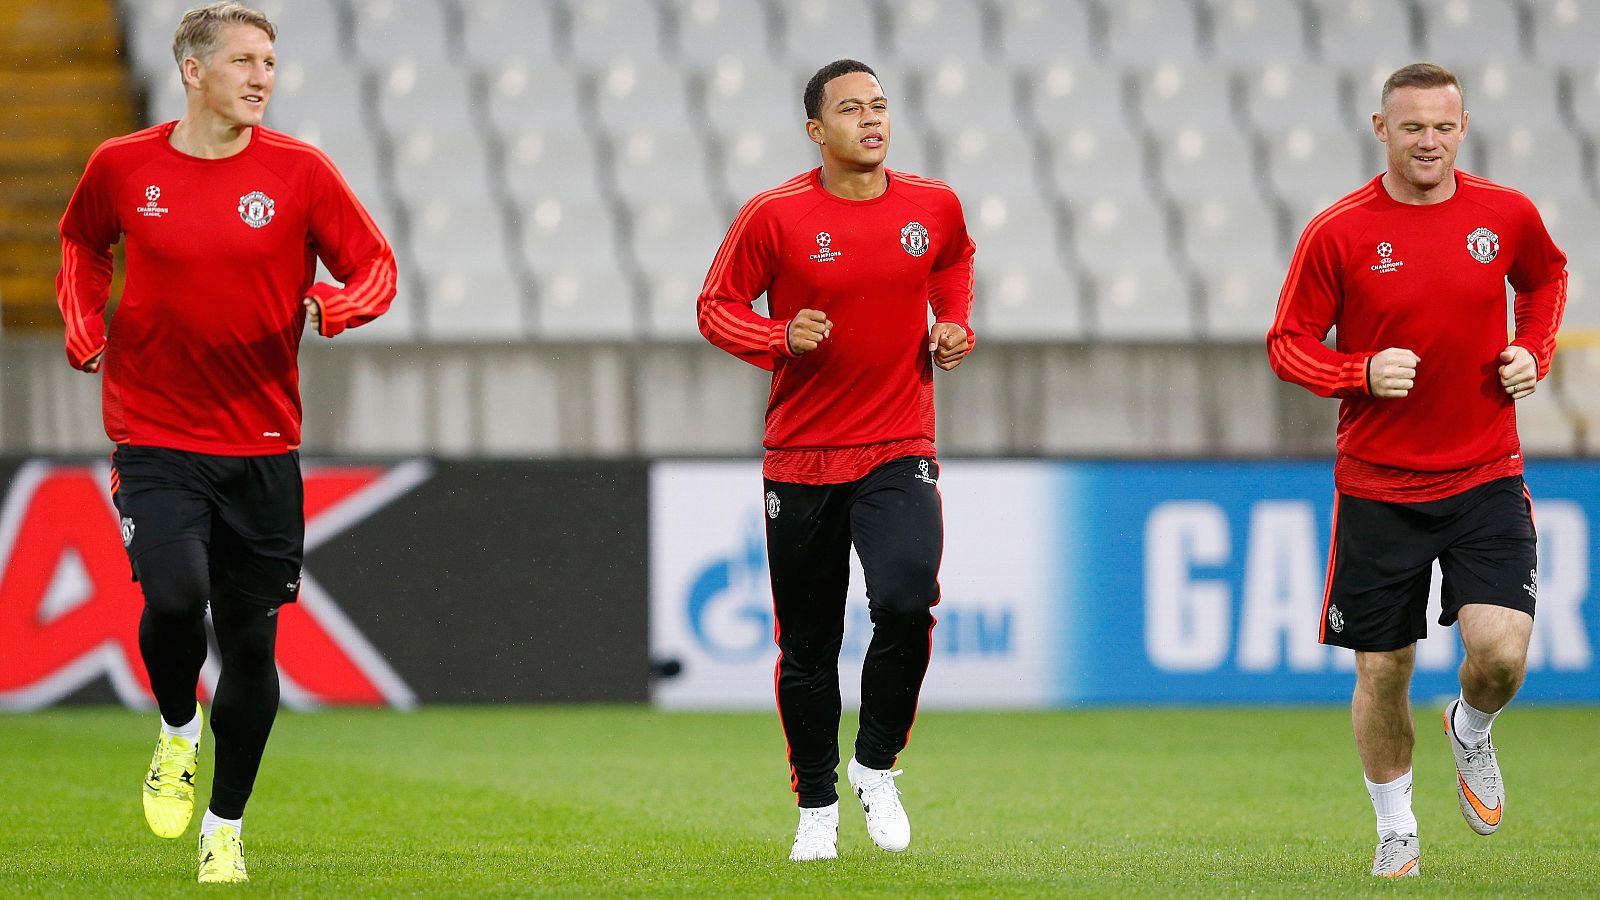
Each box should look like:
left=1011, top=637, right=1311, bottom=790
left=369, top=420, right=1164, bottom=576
left=1466, top=226, right=1499, bottom=264
left=900, top=221, right=930, bottom=257
left=238, top=190, right=276, bottom=228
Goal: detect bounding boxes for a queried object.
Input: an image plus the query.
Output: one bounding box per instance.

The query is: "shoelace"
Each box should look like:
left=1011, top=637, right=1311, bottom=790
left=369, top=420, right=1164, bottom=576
left=1460, top=741, right=1501, bottom=791
left=1376, top=835, right=1414, bottom=871
left=793, top=813, right=835, bottom=855
left=204, top=829, right=246, bottom=872
left=857, top=768, right=905, bottom=814
left=150, top=738, right=194, bottom=792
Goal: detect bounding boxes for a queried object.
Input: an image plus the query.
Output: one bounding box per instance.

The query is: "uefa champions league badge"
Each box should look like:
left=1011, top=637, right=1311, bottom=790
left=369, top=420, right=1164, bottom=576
left=238, top=190, right=276, bottom=228
left=1466, top=227, right=1499, bottom=264
left=900, top=221, right=930, bottom=257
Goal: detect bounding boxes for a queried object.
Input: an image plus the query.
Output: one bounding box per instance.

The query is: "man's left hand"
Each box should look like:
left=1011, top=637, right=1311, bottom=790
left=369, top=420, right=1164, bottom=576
left=1499, top=345, right=1537, bottom=400
left=304, top=297, right=324, bottom=336
left=928, top=322, right=970, bottom=371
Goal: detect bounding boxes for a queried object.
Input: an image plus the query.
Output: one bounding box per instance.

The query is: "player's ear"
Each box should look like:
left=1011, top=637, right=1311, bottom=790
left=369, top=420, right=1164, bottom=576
left=806, top=118, right=824, bottom=146
left=181, top=56, right=203, bottom=91
left=1371, top=111, right=1387, bottom=143
left=1459, top=108, right=1469, bottom=139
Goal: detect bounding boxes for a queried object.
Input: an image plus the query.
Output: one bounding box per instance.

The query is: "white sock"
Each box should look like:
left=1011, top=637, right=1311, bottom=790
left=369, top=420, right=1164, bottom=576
left=201, top=810, right=242, bottom=839
left=1454, top=695, right=1499, bottom=747
left=1365, top=770, right=1418, bottom=839
left=161, top=709, right=201, bottom=742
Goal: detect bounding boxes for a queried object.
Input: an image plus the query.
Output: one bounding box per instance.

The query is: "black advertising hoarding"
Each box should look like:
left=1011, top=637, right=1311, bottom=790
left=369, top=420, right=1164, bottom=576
left=0, top=458, right=649, bottom=708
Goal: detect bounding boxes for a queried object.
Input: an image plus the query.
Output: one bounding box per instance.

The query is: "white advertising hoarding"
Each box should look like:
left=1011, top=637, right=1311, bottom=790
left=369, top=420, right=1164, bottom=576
left=650, top=460, right=1059, bottom=709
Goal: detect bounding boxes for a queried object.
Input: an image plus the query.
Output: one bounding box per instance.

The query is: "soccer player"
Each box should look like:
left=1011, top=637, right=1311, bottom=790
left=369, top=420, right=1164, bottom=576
left=56, top=2, right=395, bottom=884
left=698, top=59, right=975, bottom=862
left=1268, top=63, right=1566, bottom=878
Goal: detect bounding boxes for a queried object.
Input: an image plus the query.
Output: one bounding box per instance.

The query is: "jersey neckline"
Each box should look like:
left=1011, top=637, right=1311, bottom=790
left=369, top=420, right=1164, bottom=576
left=809, top=167, right=898, bottom=206
left=158, top=120, right=261, bottom=163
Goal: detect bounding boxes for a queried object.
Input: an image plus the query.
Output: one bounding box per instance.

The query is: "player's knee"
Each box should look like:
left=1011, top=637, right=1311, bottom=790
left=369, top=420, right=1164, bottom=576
left=136, top=550, right=210, bottom=621
left=214, top=606, right=280, bottom=673
left=870, top=558, right=939, bottom=620
left=1471, top=642, right=1528, bottom=688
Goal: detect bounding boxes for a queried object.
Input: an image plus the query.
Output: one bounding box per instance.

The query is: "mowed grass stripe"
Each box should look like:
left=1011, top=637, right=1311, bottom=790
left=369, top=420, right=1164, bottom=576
left=0, top=707, right=1595, bottom=897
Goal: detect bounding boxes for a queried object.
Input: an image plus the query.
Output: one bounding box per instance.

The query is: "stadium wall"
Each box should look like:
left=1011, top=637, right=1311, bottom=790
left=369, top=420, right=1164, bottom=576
left=2, top=456, right=1594, bottom=710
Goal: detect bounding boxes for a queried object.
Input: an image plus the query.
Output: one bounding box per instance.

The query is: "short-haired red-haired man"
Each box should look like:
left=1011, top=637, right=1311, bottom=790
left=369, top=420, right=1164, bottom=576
left=1269, top=63, right=1567, bottom=878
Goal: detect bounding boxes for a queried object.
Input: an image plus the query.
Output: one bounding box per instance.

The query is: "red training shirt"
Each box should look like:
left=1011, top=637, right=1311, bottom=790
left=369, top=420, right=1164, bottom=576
left=1268, top=172, right=1568, bottom=502
left=699, top=168, right=976, bottom=484
left=57, top=122, right=396, bottom=455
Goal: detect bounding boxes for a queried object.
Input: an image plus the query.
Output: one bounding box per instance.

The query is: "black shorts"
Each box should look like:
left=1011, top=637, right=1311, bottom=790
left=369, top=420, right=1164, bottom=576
left=110, top=445, right=304, bottom=607
left=1320, top=476, right=1537, bottom=652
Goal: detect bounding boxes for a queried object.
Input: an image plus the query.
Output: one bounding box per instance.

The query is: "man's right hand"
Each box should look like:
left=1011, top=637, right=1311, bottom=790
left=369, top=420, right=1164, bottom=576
left=1368, top=347, right=1419, bottom=398
left=787, top=308, right=833, bottom=355
left=79, top=349, right=104, bottom=373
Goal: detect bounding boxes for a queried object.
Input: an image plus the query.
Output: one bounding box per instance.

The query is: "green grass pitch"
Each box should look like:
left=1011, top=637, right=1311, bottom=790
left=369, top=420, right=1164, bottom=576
left=1, top=706, right=1596, bottom=897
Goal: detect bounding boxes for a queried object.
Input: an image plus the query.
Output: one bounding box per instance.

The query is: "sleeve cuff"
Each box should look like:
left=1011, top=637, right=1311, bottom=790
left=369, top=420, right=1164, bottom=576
left=769, top=319, right=798, bottom=359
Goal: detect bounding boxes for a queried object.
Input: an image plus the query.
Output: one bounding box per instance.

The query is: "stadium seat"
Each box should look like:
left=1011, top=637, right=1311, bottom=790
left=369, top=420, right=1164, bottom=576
left=719, top=127, right=825, bottom=205
left=423, top=269, right=529, bottom=341
left=143, top=72, right=186, bottom=125
left=1265, top=127, right=1376, bottom=221
left=994, top=0, right=1096, bottom=69
left=1415, top=0, right=1524, bottom=67
left=1024, top=63, right=1130, bottom=138
left=1459, top=63, right=1564, bottom=134
left=294, top=124, right=387, bottom=205
left=938, top=126, right=1044, bottom=198
left=517, top=196, right=629, bottom=276
left=1102, top=0, right=1203, bottom=66
left=1305, top=0, right=1416, bottom=67
left=1567, top=64, right=1600, bottom=143
left=631, top=197, right=727, bottom=340
left=1527, top=196, right=1600, bottom=265
left=1242, top=63, right=1349, bottom=132
left=388, top=129, right=497, bottom=204
left=1526, top=0, right=1600, bottom=68
left=500, top=129, right=608, bottom=204
left=1154, top=130, right=1261, bottom=205
left=263, top=61, right=365, bottom=138
left=701, top=59, right=806, bottom=133
left=1174, top=194, right=1285, bottom=273
left=484, top=63, right=585, bottom=138
left=374, top=62, right=476, bottom=135
left=348, top=0, right=451, bottom=66
left=774, top=0, right=882, bottom=64
left=593, top=61, right=697, bottom=132
left=965, top=193, right=1068, bottom=273
left=1210, top=0, right=1310, bottom=65
left=1069, top=195, right=1176, bottom=278
left=673, top=0, right=776, bottom=64
left=534, top=268, right=640, bottom=339
left=1092, top=267, right=1197, bottom=341
left=406, top=199, right=513, bottom=281
left=1046, top=127, right=1153, bottom=203
left=919, top=62, right=1023, bottom=133
left=608, top=125, right=722, bottom=205
left=1132, top=64, right=1236, bottom=135
left=1198, top=265, right=1286, bottom=341
left=978, top=268, right=1087, bottom=340
left=460, top=0, right=560, bottom=68
left=1475, top=126, right=1585, bottom=203
left=567, top=0, right=669, bottom=68
left=883, top=0, right=988, bottom=65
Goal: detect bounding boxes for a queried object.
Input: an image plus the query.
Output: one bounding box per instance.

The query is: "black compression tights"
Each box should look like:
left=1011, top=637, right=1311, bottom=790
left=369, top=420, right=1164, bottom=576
left=136, top=540, right=281, bottom=819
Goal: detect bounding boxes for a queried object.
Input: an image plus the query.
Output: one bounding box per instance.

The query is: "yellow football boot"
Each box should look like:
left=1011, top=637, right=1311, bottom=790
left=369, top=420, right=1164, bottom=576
left=142, top=704, right=201, bottom=838
left=197, top=824, right=248, bottom=883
